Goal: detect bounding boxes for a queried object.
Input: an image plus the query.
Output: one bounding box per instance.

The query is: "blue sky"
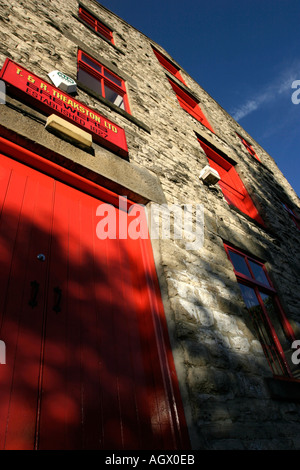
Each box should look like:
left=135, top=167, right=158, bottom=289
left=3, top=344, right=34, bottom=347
left=97, top=0, right=300, bottom=197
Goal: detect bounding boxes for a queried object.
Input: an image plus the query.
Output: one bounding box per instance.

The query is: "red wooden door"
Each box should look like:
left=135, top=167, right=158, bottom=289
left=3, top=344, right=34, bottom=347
left=0, top=146, right=189, bottom=450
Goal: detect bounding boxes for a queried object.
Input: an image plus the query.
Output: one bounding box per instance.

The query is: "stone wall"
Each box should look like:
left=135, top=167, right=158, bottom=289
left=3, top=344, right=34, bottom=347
left=1, top=0, right=300, bottom=449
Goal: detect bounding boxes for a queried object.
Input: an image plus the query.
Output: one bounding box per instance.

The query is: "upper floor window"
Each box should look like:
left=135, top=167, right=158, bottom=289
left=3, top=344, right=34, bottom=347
left=152, top=46, right=186, bottom=85
left=224, top=243, right=298, bottom=379
left=282, top=202, right=300, bottom=230
left=169, top=78, right=214, bottom=132
left=198, top=138, right=264, bottom=225
left=79, top=6, right=114, bottom=44
left=237, top=133, right=260, bottom=161
left=77, top=50, right=130, bottom=113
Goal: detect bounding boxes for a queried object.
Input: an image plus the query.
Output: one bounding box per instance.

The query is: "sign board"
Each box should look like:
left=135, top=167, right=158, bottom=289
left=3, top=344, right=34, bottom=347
left=0, top=59, right=128, bottom=158
left=48, top=70, right=77, bottom=94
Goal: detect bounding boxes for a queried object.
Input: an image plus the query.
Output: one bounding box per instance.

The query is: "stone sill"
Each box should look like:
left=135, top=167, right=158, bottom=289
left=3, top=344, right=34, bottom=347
left=265, top=376, right=300, bottom=402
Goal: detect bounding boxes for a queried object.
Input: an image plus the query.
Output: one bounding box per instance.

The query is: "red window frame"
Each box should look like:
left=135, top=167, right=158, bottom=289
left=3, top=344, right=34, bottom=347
left=237, top=133, right=260, bottom=161
left=77, top=50, right=131, bottom=113
left=152, top=47, right=187, bottom=85
left=224, top=243, right=297, bottom=378
left=198, top=138, right=264, bottom=225
left=168, top=78, right=214, bottom=132
left=282, top=202, right=300, bottom=230
left=79, top=6, right=115, bottom=44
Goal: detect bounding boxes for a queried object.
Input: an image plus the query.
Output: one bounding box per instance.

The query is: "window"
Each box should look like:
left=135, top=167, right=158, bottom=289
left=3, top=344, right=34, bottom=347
left=282, top=202, right=300, bottom=230
left=77, top=50, right=130, bottom=113
left=152, top=46, right=187, bottom=85
left=168, top=78, right=214, bottom=132
left=224, top=244, right=298, bottom=379
left=237, top=133, right=260, bottom=161
left=198, top=138, right=264, bottom=225
left=79, top=6, right=114, bottom=44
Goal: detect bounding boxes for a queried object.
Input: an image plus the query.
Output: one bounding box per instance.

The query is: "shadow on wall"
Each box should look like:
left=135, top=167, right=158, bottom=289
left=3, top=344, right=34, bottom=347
left=158, top=202, right=300, bottom=450
left=0, top=193, right=189, bottom=451
left=1, top=157, right=300, bottom=451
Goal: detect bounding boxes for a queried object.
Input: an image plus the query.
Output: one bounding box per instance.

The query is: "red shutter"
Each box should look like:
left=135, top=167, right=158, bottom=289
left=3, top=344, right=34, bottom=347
left=152, top=48, right=187, bottom=85
left=168, top=79, right=214, bottom=132
left=199, top=140, right=264, bottom=225
left=236, top=133, right=260, bottom=161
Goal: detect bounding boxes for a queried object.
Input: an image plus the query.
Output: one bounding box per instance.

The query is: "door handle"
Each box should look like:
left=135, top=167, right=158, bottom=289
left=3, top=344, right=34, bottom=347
left=53, top=287, right=62, bottom=313
left=29, top=280, right=39, bottom=308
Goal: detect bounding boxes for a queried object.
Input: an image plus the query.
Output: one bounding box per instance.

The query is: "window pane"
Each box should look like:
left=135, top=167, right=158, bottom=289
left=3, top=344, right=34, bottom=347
left=81, top=54, right=102, bottom=73
left=79, top=9, right=96, bottom=30
left=228, top=250, right=251, bottom=278
left=282, top=202, right=294, bottom=215
left=78, top=68, right=102, bottom=96
left=248, top=260, right=270, bottom=286
left=103, top=69, right=122, bottom=86
left=239, top=284, right=288, bottom=376
left=239, top=284, right=272, bottom=342
left=96, top=23, right=112, bottom=40
left=259, top=292, right=290, bottom=350
left=239, top=284, right=259, bottom=309
left=104, top=83, right=125, bottom=109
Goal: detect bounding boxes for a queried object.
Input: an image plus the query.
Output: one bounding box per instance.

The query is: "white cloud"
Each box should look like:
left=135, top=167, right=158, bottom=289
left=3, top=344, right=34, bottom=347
left=232, top=92, right=271, bottom=121
left=231, top=61, right=300, bottom=121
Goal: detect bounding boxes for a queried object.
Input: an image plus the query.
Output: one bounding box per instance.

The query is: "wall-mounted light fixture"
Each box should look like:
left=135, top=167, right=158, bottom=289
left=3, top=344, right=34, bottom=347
left=199, top=165, right=220, bottom=185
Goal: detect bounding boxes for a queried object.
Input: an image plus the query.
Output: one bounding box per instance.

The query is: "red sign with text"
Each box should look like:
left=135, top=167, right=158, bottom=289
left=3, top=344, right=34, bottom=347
left=0, top=58, right=128, bottom=157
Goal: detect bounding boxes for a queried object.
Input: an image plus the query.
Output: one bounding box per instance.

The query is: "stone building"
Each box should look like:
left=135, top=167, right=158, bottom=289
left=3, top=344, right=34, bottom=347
left=0, top=0, right=300, bottom=450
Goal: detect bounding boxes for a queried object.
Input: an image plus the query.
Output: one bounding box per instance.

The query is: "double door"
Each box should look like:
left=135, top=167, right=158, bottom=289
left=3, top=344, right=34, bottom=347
left=0, top=145, right=189, bottom=450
